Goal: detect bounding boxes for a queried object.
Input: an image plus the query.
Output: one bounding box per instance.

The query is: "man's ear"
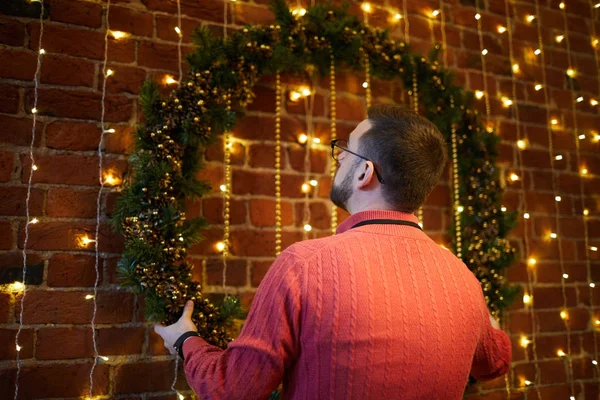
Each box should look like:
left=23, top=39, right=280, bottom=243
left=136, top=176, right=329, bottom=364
left=356, top=161, right=375, bottom=189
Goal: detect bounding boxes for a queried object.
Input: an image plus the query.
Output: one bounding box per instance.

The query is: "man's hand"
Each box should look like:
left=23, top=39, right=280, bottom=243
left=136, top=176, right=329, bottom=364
left=489, top=312, right=501, bottom=330
left=154, top=300, right=198, bottom=354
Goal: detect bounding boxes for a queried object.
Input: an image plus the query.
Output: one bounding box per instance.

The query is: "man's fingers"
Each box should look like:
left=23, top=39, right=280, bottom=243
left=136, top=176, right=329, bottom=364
left=154, top=324, right=165, bottom=335
left=181, top=300, right=194, bottom=320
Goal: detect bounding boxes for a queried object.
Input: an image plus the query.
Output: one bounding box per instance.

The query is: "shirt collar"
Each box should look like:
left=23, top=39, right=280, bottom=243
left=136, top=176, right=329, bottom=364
left=336, top=209, right=420, bottom=235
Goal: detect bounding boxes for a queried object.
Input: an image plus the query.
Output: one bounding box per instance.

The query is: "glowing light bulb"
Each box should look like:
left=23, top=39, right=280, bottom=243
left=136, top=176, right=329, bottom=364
left=301, top=87, right=311, bottom=96
left=593, top=360, right=598, bottom=365
left=512, top=63, right=520, bottom=73
left=593, top=38, right=599, bottom=48
left=301, top=183, right=311, bottom=193
left=174, top=26, right=182, bottom=36
left=31, top=108, right=38, bottom=114
left=557, top=349, right=566, bottom=357
left=583, top=209, right=589, bottom=216
left=475, top=90, right=484, bottom=99
left=110, top=30, right=130, bottom=40
left=291, top=7, right=307, bottom=17
left=581, top=168, right=588, bottom=175
left=309, top=180, right=318, bottom=187
left=457, top=205, right=464, bottom=213
left=361, top=2, right=372, bottom=13
left=100, top=356, right=109, bottom=361
left=220, top=184, right=226, bottom=192
left=563, top=273, right=569, bottom=279
left=524, top=380, right=532, bottom=386
left=517, top=140, right=527, bottom=150
left=164, top=75, right=178, bottom=85
left=555, top=195, right=561, bottom=202
left=591, top=282, right=596, bottom=288
left=304, top=224, right=312, bottom=232
left=106, top=69, right=114, bottom=77
left=104, top=128, right=116, bottom=133
left=39, top=48, right=45, bottom=54
left=10, top=281, right=24, bottom=292
left=298, top=133, right=308, bottom=144
left=215, top=242, right=225, bottom=252
left=498, top=26, right=507, bottom=34
left=550, top=232, right=558, bottom=239
left=520, top=336, right=531, bottom=347
left=79, top=235, right=95, bottom=247
left=576, top=96, right=584, bottom=103
left=289, top=91, right=302, bottom=101
left=559, top=2, right=565, bottom=9
left=551, top=118, right=559, bottom=125
left=524, top=213, right=530, bottom=219
left=431, top=9, right=440, bottom=17
left=475, top=13, right=481, bottom=20
left=509, top=173, right=520, bottom=182
left=595, top=2, right=600, bottom=8
left=534, top=49, right=541, bottom=55
left=560, top=310, right=568, bottom=319
left=523, top=293, right=532, bottom=305
left=501, top=206, right=507, bottom=212
left=526, top=15, right=535, bottom=23
left=85, top=294, right=94, bottom=300
left=103, top=172, right=120, bottom=186
left=313, top=137, right=321, bottom=144
left=591, top=246, right=598, bottom=252
left=579, top=134, right=586, bottom=140
left=566, top=68, right=576, bottom=77
left=481, top=49, right=488, bottom=55
left=591, top=99, right=598, bottom=106
left=502, top=97, right=513, bottom=107
left=32, top=164, right=38, bottom=171
left=362, top=81, right=369, bottom=88
left=16, top=345, right=21, bottom=352
left=178, top=393, right=185, bottom=400
left=535, top=83, right=543, bottom=91
left=528, top=257, right=537, bottom=266
left=30, top=218, right=39, bottom=224
left=394, top=13, right=403, bottom=20
left=555, top=155, right=563, bottom=160
left=555, top=35, right=564, bottom=43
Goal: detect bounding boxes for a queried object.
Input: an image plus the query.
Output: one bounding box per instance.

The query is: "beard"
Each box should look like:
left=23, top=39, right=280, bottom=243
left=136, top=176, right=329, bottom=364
left=329, top=161, right=356, bottom=212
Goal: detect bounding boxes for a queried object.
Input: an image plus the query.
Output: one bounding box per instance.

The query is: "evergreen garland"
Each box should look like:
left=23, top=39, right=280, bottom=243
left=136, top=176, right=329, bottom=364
left=111, top=0, right=519, bottom=349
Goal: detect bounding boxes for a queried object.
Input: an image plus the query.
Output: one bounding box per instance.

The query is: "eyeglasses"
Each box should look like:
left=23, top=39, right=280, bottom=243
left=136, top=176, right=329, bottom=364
left=330, top=139, right=385, bottom=184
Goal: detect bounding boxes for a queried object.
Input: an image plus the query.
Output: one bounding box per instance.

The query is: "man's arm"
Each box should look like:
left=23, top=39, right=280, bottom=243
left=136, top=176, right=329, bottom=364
left=182, top=248, right=303, bottom=399
left=470, top=293, right=512, bottom=381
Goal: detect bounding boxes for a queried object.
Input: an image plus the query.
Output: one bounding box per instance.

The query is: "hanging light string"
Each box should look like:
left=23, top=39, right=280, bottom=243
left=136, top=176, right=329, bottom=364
left=533, top=0, right=575, bottom=394
left=363, top=48, right=372, bottom=110
left=329, top=50, right=338, bottom=235
left=90, top=0, right=113, bottom=397
left=275, top=72, right=283, bottom=255
left=14, top=2, right=45, bottom=399
left=504, top=0, right=542, bottom=394
left=301, top=77, right=316, bottom=240
left=474, top=10, right=491, bottom=122
left=560, top=0, right=600, bottom=373
left=449, top=98, right=462, bottom=260
left=438, top=0, right=448, bottom=69
left=176, top=0, right=183, bottom=84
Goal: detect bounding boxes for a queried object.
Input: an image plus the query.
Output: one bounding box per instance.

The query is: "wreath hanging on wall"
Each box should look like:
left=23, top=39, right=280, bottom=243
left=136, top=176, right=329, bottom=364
left=111, top=0, right=519, bottom=348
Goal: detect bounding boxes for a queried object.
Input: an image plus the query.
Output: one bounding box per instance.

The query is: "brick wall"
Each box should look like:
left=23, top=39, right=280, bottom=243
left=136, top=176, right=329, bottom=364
left=0, top=0, right=599, bottom=398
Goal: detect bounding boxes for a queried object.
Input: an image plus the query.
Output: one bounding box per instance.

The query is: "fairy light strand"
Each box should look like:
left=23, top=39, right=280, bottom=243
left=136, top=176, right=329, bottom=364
left=533, top=0, right=575, bottom=393
left=14, top=2, right=45, bottom=399
left=275, top=72, right=283, bottom=255
left=474, top=9, right=491, bottom=120
left=90, top=0, right=112, bottom=397
left=562, top=0, right=600, bottom=373
left=176, top=0, right=183, bottom=84
left=504, top=0, right=542, bottom=393
left=302, top=77, right=316, bottom=240
left=449, top=97, right=462, bottom=259
left=363, top=48, right=372, bottom=110
left=330, top=50, right=338, bottom=234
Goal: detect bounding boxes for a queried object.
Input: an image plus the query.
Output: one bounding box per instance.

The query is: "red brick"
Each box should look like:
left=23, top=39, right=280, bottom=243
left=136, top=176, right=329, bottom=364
left=288, top=146, right=329, bottom=174
left=28, top=22, right=105, bottom=60
left=196, top=164, right=223, bottom=194
left=0, top=151, right=15, bottom=182
left=108, top=35, right=136, bottom=63
left=230, top=229, right=276, bottom=257
left=0, top=115, right=44, bottom=147
left=101, top=64, right=147, bottom=94
left=0, top=186, right=44, bottom=216
left=295, top=202, right=332, bottom=230
left=248, top=143, right=276, bottom=168
left=206, top=258, right=247, bottom=286
left=143, top=0, right=224, bottom=23
left=109, top=6, right=154, bottom=37
left=0, top=84, right=19, bottom=113
left=251, top=260, right=274, bottom=287
left=37, top=327, right=93, bottom=359
left=249, top=199, right=293, bottom=227
left=0, top=328, right=34, bottom=360
left=286, top=92, right=326, bottom=118
left=247, top=85, right=277, bottom=113
left=19, top=290, right=133, bottom=324
left=232, top=169, right=275, bottom=196
left=234, top=3, right=276, bottom=25
left=0, top=363, right=109, bottom=398
left=49, top=0, right=102, bottom=28
left=188, top=227, right=223, bottom=256
left=0, top=17, right=25, bottom=46
left=47, top=254, right=98, bottom=287
left=47, top=187, right=98, bottom=218
left=138, top=41, right=188, bottom=71
left=25, top=88, right=133, bottom=122
left=205, top=137, right=246, bottom=165
left=18, top=221, right=124, bottom=252
left=46, top=121, right=101, bottom=151
left=156, top=15, right=199, bottom=43
left=0, top=48, right=36, bottom=81
left=97, top=326, right=146, bottom=355
left=0, top=220, right=13, bottom=250
left=531, top=286, right=577, bottom=309
left=0, top=293, right=10, bottom=323
left=201, top=197, right=246, bottom=225
left=149, top=327, right=170, bottom=356
left=114, top=360, right=186, bottom=393
left=40, top=54, right=96, bottom=87
left=21, top=154, right=128, bottom=186
left=104, top=125, right=136, bottom=154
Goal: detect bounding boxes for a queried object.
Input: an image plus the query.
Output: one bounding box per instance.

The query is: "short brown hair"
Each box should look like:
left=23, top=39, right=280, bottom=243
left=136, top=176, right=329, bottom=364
left=359, top=104, right=448, bottom=212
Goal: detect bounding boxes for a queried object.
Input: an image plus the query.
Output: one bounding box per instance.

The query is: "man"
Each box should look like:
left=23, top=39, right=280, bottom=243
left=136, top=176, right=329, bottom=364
left=155, top=104, right=512, bottom=399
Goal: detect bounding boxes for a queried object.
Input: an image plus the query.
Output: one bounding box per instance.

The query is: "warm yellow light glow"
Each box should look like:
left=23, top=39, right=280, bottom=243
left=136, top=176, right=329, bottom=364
left=557, top=349, right=566, bottom=357
left=555, top=155, right=563, bottom=160
left=304, top=224, right=312, bottom=232
left=550, top=232, right=558, bottom=239
left=566, top=68, right=576, bottom=77
left=475, top=90, right=484, bottom=99
left=523, top=293, right=532, bottom=305
left=596, top=319, right=600, bottom=325
left=520, top=336, right=531, bottom=347
left=581, top=167, right=588, bottom=176
left=394, top=13, right=403, bottom=20
left=361, top=2, right=372, bottom=13
left=534, top=48, right=541, bottom=55
left=178, top=393, right=185, bottom=400
left=362, top=81, right=369, bottom=89
left=528, top=257, right=537, bottom=266
left=79, top=235, right=95, bottom=247
left=164, top=75, right=178, bottom=85
left=591, top=246, right=598, bottom=252
left=106, top=69, right=114, bottom=77
left=576, top=96, right=584, bottom=103
left=220, top=184, right=227, bottom=192
left=109, top=30, right=130, bottom=40
left=298, top=133, right=308, bottom=144
left=555, top=35, right=564, bottom=43
left=313, top=137, right=321, bottom=144
left=593, top=360, right=598, bottom=365
left=502, top=97, right=513, bottom=107
left=579, top=134, right=586, bottom=140
left=431, top=9, right=440, bottom=17
left=309, top=180, right=318, bottom=187
left=559, top=2, right=565, bottom=9
left=560, top=310, right=568, bottom=319
left=583, top=209, right=589, bottom=216
left=475, top=13, right=481, bottom=20
left=39, top=48, right=45, bottom=54
left=481, top=49, right=488, bottom=55
left=563, top=273, right=569, bottom=279
left=595, top=2, right=600, bottom=8
left=526, top=15, right=535, bottom=22
left=593, top=38, right=599, bottom=48
left=591, top=99, right=599, bottom=106
left=174, top=26, right=182, bottom=36
left=9, top=281, right=24, bottom=292
left=31, top=108, right=38, bottom=114
left=498, top=26, right=507, bottom=34
left=551, top=118, right=559, bottom=125
left=512, top=63, right=520, bottom=73
left=524, top=380, right=533, bottom=386
left=291, top=7, right=307, bottom=17
left=591, top=282, right=596, bottom=288
left=289, top=91, right=302, bottom=101
left=215, top=241, right=226, bottom=252
left=103, top=172, right=121, bottom=186
left=555, top=195, right=562, bottom=202
left=501, top=206, right=507, bottom=212
left=457, top=205, right=464, bottom=213
left=517, top=140, right=527, bottom=150
left=85, top=294, right=94, bottom=300
left=301, top=183, right=311, bottom=193
left=524, top=212, right=530, bottom=219
left=509, top=173, right=520, bottom=182
left=16, top=344, right=21, bottom=352
left=535, top=83, right=543, bottom=91
left=32, top=164, right=38, bottom=171
left=30, top=218, right=39, bottom=224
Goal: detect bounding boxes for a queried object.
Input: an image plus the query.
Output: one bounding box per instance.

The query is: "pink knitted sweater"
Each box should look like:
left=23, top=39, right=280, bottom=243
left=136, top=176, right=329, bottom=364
left=183, top=210, right=512, bottom=399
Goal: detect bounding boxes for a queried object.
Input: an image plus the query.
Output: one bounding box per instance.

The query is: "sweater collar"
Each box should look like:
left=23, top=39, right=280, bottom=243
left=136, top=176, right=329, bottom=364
left=336, top=209, right=421, bottom=235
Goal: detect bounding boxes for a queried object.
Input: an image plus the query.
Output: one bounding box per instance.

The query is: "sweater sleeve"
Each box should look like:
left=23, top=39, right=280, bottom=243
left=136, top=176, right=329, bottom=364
left=469, top=289, right=512, bottom=381
left=182, top=248, right=303, bottom=399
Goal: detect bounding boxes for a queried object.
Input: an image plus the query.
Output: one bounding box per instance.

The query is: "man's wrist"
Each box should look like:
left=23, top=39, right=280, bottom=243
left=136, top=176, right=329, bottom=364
left=174, top=331, right=201, bottom=360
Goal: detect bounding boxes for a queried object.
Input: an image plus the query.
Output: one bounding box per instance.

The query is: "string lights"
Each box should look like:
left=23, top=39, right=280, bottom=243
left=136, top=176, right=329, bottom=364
left=301, top=77, right=316, bottom=239
left=330, top=49, right=338, bottom=234
left=275, top=72, right=283, bottom=255
left=15, top=1, right=45, bottom=398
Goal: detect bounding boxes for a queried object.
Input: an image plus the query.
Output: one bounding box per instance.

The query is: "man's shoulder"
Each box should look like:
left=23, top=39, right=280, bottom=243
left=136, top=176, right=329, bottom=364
left=283, top=231, right=359, bottom=262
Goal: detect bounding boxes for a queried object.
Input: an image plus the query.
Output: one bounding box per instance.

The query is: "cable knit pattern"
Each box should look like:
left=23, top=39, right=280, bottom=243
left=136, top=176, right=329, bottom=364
left=182, top=210, right=512, bottom=399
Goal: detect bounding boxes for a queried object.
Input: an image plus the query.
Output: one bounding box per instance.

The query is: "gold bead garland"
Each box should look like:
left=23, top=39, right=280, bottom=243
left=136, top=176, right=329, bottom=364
left=222, top=100, right=232, bottom=287
left=363, top=48, right=372, bottom=110
left=450, top=97, right=462, bottom=259
left=275, top=72, right=283, bottom=255
left=330, top=50, right=338, bottom=234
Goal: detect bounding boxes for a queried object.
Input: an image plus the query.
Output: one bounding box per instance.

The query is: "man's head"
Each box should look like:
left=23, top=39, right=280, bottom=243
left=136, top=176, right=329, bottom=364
left=329, top=104, right=448, bottom=214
